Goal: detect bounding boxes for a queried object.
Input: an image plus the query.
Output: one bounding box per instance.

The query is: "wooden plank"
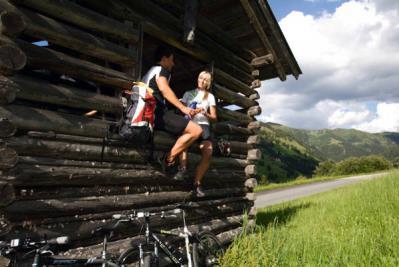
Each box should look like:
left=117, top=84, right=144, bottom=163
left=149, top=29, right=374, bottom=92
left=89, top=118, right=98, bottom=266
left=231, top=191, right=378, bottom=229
left=12, top=0, right=139, bottom=43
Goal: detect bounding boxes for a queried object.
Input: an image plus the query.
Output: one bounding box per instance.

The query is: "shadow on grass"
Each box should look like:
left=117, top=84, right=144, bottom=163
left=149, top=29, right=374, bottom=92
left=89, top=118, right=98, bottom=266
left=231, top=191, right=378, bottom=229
left=255, top=202, right=312, bottom=228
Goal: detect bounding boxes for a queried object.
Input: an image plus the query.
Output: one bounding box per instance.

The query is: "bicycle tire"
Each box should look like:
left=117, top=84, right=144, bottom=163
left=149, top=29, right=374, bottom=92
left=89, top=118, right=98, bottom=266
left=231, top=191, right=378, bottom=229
left=118, top=247, right=140, bottom=267
left=142, top=254, right=152, bottom=267
left=193, top=231, right=224, bottom=267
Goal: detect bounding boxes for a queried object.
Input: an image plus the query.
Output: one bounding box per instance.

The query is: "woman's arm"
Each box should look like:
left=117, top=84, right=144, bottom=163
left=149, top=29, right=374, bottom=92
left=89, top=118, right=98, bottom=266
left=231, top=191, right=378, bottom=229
left=205, top=105, right=217, bottom=121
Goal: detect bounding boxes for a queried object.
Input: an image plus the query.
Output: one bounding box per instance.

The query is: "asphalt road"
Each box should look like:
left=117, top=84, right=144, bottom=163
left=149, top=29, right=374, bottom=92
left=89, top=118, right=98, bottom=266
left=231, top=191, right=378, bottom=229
left=255, top=172, right=388, bottom=208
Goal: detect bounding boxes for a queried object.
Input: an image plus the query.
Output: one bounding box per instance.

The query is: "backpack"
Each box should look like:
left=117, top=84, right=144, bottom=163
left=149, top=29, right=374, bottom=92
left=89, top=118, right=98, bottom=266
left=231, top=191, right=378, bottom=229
left=119, top=82, right=156, bottom=143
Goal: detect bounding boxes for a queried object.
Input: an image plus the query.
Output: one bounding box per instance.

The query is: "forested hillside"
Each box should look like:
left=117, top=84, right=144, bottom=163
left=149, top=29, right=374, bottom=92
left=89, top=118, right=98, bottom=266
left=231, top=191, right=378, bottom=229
left=257, top=122, right=399, bottom=182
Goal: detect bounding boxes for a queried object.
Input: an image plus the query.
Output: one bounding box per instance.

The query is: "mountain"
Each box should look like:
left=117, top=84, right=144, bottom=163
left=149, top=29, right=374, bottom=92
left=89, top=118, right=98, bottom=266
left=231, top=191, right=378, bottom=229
left=256, top=122, right=399, bottom=182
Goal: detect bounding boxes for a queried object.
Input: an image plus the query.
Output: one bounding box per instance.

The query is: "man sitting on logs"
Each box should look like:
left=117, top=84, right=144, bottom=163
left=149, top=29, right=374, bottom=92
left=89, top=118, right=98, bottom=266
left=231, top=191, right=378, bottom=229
left=141, top=46, right=202, bottom=175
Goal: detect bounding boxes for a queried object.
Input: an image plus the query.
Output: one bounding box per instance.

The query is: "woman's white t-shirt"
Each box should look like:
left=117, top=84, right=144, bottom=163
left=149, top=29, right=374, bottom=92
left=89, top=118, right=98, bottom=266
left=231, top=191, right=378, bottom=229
left=182, top=89, right=216, bottom=125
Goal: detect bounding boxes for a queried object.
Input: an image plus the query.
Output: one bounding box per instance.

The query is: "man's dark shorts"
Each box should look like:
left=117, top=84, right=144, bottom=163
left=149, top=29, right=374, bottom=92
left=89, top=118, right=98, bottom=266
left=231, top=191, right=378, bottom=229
left=155, top=109, right=189, bottom=136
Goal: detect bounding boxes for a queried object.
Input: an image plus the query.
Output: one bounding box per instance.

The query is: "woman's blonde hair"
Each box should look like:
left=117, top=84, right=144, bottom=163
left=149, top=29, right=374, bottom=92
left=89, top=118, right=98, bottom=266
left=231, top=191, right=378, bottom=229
left=198, top=70, right=212, bottom=100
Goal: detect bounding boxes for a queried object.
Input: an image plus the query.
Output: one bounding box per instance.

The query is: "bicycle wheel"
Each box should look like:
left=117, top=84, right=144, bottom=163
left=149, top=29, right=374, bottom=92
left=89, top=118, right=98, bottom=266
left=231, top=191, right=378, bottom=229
left=118, top=248, right=140, bottom=267
left=193, top=231, right=224, bottom=267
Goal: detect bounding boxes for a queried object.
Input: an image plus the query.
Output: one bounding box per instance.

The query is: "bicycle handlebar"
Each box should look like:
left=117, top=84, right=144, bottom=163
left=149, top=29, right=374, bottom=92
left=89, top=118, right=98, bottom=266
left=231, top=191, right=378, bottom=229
left=0, top=236, right=69, bottom=251
left=113, top=208, right=183, bottom=221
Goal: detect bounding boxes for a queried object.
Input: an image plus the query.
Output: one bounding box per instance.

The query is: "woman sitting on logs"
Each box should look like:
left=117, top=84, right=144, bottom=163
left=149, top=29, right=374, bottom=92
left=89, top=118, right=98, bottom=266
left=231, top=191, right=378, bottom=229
left=174, top=70, right=217, bottom=197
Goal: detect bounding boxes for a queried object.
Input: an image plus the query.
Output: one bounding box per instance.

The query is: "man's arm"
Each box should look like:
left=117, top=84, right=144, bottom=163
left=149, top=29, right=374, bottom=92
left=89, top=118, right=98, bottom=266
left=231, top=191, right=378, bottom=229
left=156, top=76, right=193, bottom=116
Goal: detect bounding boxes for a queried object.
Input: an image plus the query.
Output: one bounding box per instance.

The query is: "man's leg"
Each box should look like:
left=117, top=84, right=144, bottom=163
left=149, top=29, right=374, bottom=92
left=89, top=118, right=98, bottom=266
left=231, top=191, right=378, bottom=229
left=166, top=121, right=202, bottom=164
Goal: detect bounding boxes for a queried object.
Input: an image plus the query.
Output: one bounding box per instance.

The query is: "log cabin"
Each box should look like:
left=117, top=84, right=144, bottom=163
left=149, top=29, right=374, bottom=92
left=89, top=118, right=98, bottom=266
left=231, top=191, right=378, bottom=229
left=0, top=0, right=301, bottom=262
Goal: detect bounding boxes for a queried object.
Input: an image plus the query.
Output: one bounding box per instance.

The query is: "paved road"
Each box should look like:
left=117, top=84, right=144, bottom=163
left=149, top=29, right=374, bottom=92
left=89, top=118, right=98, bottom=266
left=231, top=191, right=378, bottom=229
left=255, top=172, right=388, bottom=208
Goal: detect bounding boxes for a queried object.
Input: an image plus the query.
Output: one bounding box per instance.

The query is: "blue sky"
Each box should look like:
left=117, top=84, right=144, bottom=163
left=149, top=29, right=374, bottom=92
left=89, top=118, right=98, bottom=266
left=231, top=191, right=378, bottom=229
left=268, top=0, right=345, bottom=21
left=258, top=0, right=399, bottom=133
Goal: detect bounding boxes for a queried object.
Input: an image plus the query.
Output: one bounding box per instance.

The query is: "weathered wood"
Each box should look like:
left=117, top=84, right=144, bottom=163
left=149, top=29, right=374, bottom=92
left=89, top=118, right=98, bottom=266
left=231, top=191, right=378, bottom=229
left=229, top=140, right=252, bottom=155
left=247, top=135, right=261, bottom=145
left=6, top=164, right=245, bottom=187
left=251, top=54, right=274, bottom=67
left=0, top=43, right=26, bottom=75
left=257, top=0, right=301, bottom=79
left=0, top=10, right=25, bottom=36
left=249, top=92, right=260, bottom=101
left=247, top=149, right=262, bottom=161
left=250, top=79, right=262, bottom=89
left=214, top=83, right=258, bottom=109
left=247, top=121, right=262, bottom=130
left=12, top=0, right=139, bottom=43
left=0, top=145, right=18, bottom=170
left=216, top=227, right=243, bottom=246
left=8, top=7, right=137, bottom=65
left=6, top=136, right=148, bottom=164
left=240, top=0, right=286, bottom=81
left=18, top=156, right=150, bottom=170
left=244, top=178, right=258, bottom=190
left=247, top=105, right=262, bottom=117
left=245, top=164, right=257, bottom=177
left=0, top=118, right=16, bottom=137
left=217, top=107, right=254, bottom=125
left=53, top=215, right=245, bottom=257
left=0, top=37, right=134, bottom=89
left=214, top=68, right=256, bottom=97
left=4, top=188, right=246, bottom=219
left=118, top=0, right=254, bottom=73
left=251, top=69, right=260, bottom=77
left=0, top=75, right=122, bottom=113
left=246, top=192, right=256, bottom=201
left=0, top=181, right=15, bottom=207
left=6, top=136, right=250, bottom=169
left=212, top=122, right=254, bottom=136
left=183, top=0, right=198, bottom=45
left=0, top=105, right=110, bottom=138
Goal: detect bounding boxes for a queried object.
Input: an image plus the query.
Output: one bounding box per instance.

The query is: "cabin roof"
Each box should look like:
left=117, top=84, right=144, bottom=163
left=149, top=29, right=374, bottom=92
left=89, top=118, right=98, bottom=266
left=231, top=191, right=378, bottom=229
left=147, top=0, right=302, bottom=81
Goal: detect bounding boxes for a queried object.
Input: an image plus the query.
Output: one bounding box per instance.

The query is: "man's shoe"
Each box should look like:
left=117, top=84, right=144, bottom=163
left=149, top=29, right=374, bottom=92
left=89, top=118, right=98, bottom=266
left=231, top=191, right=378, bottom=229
left=195, top=184, right=205, bottom=198
left=157, top=153, right=176, bottom=174
left=172, top=166, right=187, bottom=181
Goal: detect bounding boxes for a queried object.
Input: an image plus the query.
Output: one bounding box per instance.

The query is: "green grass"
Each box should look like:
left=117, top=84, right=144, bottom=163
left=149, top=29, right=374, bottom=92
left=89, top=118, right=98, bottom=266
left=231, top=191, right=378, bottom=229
left=221, top=170, right=399, bottom=266
left=254, top=170, right=390, bottom=193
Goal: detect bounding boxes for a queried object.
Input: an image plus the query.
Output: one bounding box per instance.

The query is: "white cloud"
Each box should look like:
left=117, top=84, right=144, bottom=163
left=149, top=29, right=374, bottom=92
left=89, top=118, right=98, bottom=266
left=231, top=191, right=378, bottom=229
left=354, top=103, right=399, bottom=132
left=259, top=0, right=399, bottom=132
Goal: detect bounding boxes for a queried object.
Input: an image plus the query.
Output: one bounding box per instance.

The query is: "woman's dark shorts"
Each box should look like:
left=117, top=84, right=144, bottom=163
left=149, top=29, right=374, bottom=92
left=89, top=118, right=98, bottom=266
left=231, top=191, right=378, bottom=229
left=155, top=109, right=190, bottom=136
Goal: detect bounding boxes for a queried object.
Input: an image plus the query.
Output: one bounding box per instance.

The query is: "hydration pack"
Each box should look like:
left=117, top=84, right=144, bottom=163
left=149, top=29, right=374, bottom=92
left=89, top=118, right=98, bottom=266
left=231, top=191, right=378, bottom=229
left=119, top=82, right=156, bottom=143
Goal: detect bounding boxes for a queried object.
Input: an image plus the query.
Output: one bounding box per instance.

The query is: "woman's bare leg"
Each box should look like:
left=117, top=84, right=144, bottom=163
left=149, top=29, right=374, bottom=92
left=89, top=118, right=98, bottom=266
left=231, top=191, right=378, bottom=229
left=194, top=140, right=213, bottom=185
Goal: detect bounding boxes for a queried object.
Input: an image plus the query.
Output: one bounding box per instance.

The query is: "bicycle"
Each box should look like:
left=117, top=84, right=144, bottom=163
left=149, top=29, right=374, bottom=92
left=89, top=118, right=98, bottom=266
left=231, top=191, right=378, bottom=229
left=0, top=220, right=127, bottom=267
left=115, top=208, right=224, bottom=267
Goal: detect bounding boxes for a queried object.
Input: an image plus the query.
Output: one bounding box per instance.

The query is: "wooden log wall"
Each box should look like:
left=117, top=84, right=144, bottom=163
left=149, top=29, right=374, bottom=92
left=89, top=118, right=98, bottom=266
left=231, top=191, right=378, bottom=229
left=0, top=0, right=263, bottom=258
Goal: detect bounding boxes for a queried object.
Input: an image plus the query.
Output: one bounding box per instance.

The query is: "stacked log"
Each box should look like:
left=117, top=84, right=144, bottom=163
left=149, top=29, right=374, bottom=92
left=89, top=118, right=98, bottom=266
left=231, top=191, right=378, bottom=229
left=0, top=0, right=264, bottom=258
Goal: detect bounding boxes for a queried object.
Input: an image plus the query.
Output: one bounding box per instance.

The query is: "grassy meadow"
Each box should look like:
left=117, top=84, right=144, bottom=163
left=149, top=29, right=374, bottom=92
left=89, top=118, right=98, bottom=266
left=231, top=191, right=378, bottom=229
left=221, top=171, right=399, bottom=266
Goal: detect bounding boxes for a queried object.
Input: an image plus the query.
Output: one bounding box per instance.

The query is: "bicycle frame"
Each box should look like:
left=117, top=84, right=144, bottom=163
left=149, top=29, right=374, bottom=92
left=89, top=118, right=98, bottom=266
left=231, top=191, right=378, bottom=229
left=139, top=209, right=194, bottom=267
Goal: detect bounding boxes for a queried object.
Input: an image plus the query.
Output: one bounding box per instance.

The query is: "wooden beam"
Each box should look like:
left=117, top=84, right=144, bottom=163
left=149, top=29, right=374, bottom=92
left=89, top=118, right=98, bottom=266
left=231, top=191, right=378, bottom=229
left=213, top=83, right=258, bottom=109
left=257, top=0, right=301, bottom=79
left=0, top=118, right=16, bottom=137
left=0, top=75, right=122, bottom=114
left=183, top=0, right=198, bottom=45
left=217, top=107, right=254, bottom=125
left=0, top=145, right=18, bottom=170
left=11, top=0, right=139, bottom=43
left=0, top=10, right=25, bottom=36
left=245, top=164, right=257, bottom=177
left=251, top=54, right=274, bottom=67
left=6, top=7, right=137, bottom=65
left=0, top=37, right=134, bottom=89
left=214, top=68, right=256, bottom=96
left=0, top=43, right=26, bottom=75
left=212, top=122, right=254, bottom=136
left=247, top=105, right=262, bottom=117
left=247, top=135, right=261, bottom=145
left=240, top=0, right=287, bottom=81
